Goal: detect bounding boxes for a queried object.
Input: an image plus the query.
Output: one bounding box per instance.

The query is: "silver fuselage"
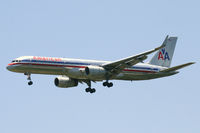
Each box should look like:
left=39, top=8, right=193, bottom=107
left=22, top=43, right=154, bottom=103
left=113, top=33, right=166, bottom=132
left=7, top=56, right=178, bottom=81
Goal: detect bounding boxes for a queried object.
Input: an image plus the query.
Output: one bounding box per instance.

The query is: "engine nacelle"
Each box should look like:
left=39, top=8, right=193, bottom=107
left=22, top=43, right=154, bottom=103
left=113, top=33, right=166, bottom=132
left=54, top=76, right=78, bottom=88
left=85, top=66, right=106, bottom=80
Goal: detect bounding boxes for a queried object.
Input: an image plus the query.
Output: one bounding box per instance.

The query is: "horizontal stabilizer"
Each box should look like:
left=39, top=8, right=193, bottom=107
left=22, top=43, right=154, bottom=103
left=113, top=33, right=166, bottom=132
left=160, top=62, right=195, bottom=72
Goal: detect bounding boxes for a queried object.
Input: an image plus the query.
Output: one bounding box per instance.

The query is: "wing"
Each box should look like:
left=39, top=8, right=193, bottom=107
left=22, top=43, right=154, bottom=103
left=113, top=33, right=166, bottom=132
left=102, top=36, right=169, bottom=77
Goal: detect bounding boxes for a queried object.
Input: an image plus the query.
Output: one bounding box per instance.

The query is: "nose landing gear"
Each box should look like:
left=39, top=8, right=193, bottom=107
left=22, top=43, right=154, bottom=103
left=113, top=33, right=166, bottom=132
left=24, top=73, right=33, bottom=86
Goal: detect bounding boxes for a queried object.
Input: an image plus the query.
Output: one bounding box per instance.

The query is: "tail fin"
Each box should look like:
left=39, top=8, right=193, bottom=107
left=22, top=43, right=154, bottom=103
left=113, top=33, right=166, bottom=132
left=149, top=36, right=177, bottom=67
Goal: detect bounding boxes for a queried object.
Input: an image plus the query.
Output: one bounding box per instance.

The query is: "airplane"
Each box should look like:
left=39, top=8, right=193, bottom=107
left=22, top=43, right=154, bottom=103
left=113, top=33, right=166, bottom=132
left=6, top=36, right=195, bottom=93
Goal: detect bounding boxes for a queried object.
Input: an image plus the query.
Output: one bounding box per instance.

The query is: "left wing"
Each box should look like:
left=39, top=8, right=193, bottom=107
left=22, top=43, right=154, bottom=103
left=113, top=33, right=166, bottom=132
left=102, top=36, right=168, bottom=77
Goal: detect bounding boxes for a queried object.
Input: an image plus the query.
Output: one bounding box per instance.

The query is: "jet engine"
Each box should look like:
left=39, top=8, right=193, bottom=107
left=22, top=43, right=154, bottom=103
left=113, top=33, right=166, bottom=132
left=85, top=66, right=106, bottom=80
left=54, top=76, right=78, bottom=88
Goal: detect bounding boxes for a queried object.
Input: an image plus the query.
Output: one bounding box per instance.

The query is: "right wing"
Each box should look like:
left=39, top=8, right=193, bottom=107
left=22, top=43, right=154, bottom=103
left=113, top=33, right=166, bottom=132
left=102, top=36, right=169, bottom=78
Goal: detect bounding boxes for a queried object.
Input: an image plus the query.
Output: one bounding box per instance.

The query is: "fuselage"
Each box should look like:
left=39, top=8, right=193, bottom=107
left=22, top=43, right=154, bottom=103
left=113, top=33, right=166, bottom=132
left=7, top=56, right=177, bottom=81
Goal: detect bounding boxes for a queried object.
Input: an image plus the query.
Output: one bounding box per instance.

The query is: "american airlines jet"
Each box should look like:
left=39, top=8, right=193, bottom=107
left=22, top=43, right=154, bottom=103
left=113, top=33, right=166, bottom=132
left=7, top=36, right=194, bottom=93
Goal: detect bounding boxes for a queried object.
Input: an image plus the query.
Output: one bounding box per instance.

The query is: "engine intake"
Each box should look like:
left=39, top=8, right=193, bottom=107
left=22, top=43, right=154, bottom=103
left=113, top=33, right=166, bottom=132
left=85, top=66, right=106, bottom=80
left=54, top=76, right=78, bottom=88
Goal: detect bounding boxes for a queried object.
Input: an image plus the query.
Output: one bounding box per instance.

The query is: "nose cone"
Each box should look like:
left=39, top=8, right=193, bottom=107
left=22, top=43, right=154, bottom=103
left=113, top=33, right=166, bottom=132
left=6, top=64, right=15, bottom=71
left=7, top=65, right=12, bottom=71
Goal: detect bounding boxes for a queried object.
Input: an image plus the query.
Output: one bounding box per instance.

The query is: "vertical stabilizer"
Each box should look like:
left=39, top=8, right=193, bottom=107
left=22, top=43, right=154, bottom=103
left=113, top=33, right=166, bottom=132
left=149, top=36, right=177, bottom=67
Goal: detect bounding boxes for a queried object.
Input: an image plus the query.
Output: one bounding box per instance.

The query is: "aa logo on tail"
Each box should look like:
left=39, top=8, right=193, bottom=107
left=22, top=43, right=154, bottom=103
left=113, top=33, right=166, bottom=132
left=158, top=48, right=170, bottom=60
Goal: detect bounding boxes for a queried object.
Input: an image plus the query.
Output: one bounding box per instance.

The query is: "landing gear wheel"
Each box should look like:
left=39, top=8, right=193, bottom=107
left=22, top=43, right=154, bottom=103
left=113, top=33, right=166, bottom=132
left=85, top=88, right=90, bottom=93
left=28, top=81, right=33, bottom=85
left=85, top=80, right=96, bottom=94
left=85, top=88, right=96, bottom=93
left=107, top=82, right=113, bottom=87
left=103, top=82, right=107, bottom=86
left=103, top=81, right=113, bottom=88
left=90, top=88, right=96, bottom=93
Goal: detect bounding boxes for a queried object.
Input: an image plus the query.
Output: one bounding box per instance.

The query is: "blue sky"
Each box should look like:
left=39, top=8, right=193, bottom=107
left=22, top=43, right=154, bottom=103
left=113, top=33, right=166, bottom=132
left=0, top=0, right=199, bottom=133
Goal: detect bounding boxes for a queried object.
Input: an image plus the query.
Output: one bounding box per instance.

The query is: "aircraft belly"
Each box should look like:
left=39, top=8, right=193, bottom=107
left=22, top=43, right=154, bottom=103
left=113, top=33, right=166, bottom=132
left=13, top=64, right=64, bottom=75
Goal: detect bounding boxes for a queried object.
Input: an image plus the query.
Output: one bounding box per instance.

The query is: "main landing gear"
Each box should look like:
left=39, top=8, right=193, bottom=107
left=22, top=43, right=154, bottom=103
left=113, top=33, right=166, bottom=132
left=24, top=72, right=33, bottom=86
left=84, top=80, right=114, bottom=94
left=103, top=81, right=113, bottom=88
left=85, top=80, right=96, bottom=93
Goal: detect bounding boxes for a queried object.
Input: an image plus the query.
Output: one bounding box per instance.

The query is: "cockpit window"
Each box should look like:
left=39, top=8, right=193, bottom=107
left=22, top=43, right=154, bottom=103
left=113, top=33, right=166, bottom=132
left=11, top=60, right=21, bottom=63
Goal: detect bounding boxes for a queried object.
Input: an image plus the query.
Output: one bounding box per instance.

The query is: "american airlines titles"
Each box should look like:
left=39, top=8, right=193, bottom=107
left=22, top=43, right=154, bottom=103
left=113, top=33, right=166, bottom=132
left=33, top=56, right=62, bottom=62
